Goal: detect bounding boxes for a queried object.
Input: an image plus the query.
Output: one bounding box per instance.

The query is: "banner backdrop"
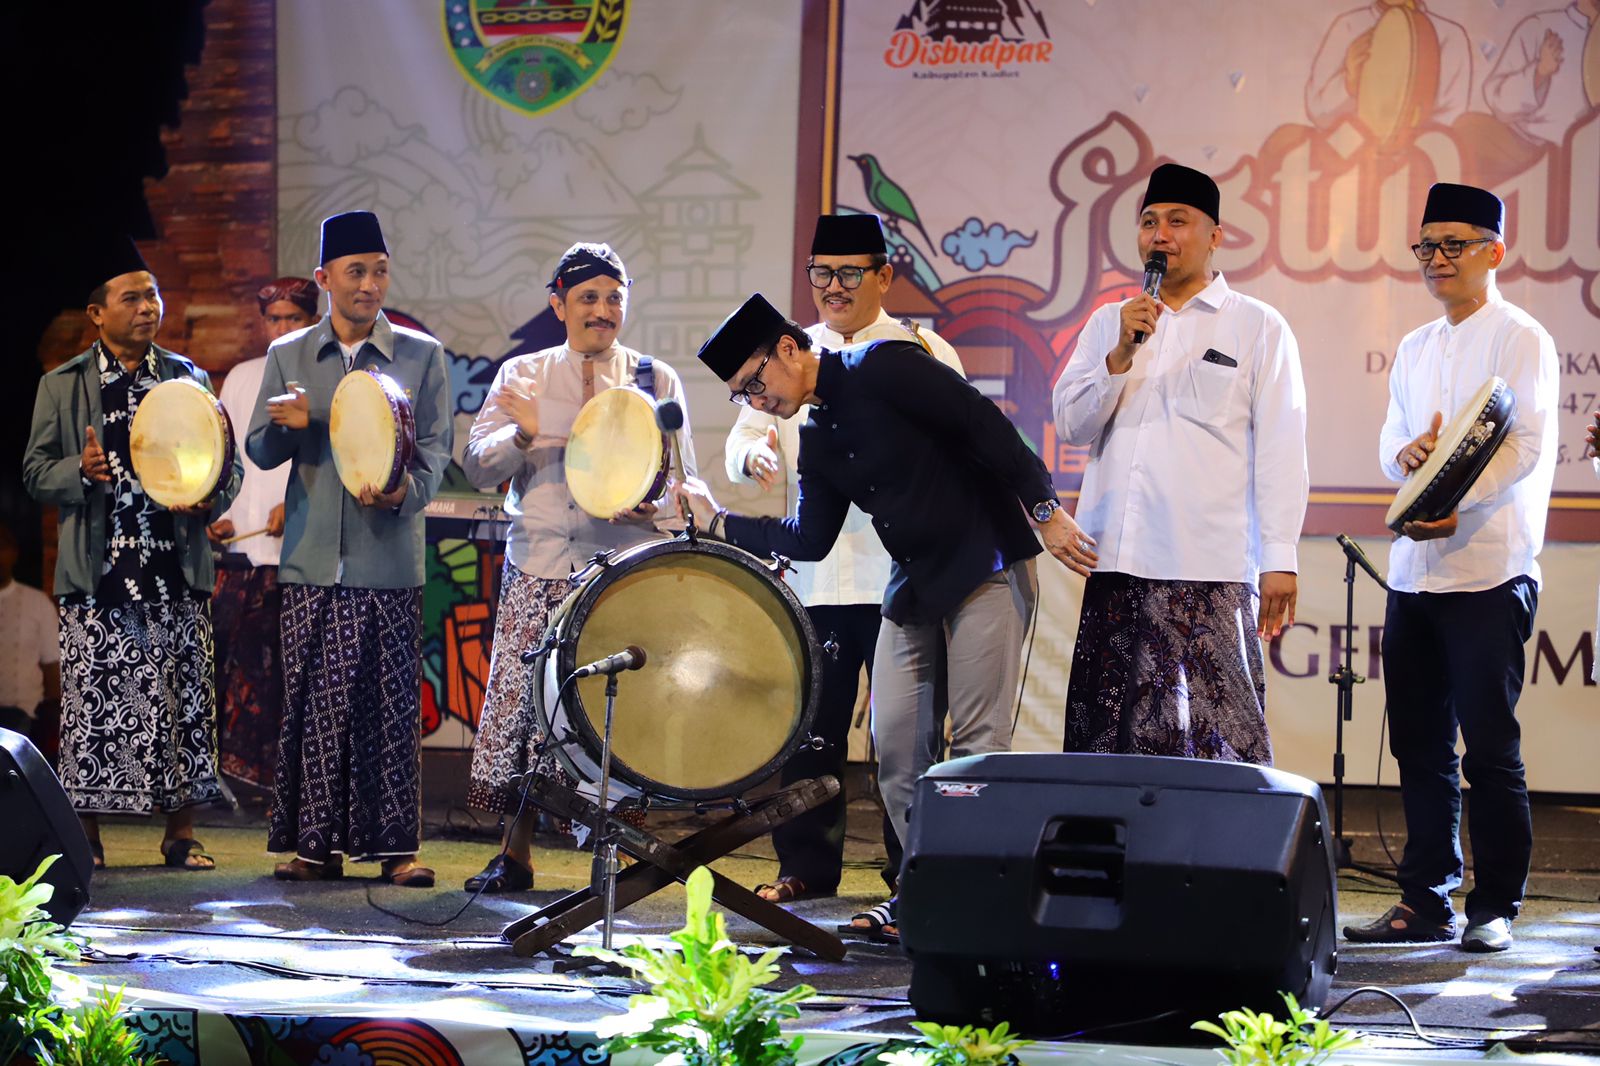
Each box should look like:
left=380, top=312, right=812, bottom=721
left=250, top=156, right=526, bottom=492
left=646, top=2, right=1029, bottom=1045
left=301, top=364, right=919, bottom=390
left=278, top=2, right=1599, bottom=789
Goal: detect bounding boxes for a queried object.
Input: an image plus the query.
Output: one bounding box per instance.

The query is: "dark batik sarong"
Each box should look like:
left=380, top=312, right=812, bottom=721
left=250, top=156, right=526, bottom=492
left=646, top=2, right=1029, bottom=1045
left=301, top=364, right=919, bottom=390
left=212, top=564, right=283, bottom=787
left=466, top=566, right=572, bottom=815
left=58, top=597, right=223, bottom=814
left=270, top=584, right=423, bottom=863
left=1064, top=571, right=1272, bottom=764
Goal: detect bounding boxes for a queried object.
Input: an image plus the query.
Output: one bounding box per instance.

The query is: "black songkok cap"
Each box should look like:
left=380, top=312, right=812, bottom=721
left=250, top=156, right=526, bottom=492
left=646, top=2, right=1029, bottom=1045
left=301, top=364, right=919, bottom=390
left=1421, top=182, right=1504, bottom=234
left=547, top=242, right=629, bottom=291
left=319, top=211, right=388, bottom=265
left=84, top=236, right=151, bottom=300
left=1140, top=163, right=1221, bottom=224
left=697, top=293, right=787, bottom=382
left=811, top=213, right=888, bottom=257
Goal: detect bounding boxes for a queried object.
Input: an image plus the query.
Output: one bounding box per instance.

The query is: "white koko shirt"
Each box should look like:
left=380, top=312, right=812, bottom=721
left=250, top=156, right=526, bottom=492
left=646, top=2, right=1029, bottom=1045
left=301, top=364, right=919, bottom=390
left=1378, top=287, right=1559, bottom=594
left=1052, top=272, right=1309, bottom=584
left=724, top=309, right=965, bottom=607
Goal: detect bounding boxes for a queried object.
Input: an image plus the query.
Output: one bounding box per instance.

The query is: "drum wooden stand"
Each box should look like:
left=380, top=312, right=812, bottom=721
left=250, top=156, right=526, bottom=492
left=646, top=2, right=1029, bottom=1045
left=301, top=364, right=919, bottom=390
left=501, top=773, right=848, bottom=961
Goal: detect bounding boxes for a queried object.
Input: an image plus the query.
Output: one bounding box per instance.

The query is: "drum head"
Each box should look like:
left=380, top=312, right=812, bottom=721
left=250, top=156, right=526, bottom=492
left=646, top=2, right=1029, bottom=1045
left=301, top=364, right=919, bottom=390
left=130, top=379, right=232, bottom=508
left=561, top=541, right=818, bottom=799
left=566, top=387, right=666, bottom=519
left=1386, top=376, right=1512, bottom=530
left=1356, top=6, right=1439, bottom=143
left=330, top=369, right=402, bottom=497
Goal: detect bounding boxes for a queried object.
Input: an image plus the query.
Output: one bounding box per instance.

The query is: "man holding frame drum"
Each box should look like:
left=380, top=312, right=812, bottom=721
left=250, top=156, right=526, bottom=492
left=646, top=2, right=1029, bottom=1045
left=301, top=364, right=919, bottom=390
left=247, top=211, right=453, bottom=887
left=1345, top=183, right=1559, bottom=952
left=461, top=242, right=697, bottom=893
left=23, top=237, right=240, bottom=871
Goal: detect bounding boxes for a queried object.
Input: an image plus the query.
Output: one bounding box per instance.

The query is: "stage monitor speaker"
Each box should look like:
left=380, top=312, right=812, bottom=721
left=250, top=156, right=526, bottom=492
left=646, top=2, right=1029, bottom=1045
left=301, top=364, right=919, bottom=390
left=0, top=727, right=93, bottom=927
left=899, top=753, right=1337, bottom=1037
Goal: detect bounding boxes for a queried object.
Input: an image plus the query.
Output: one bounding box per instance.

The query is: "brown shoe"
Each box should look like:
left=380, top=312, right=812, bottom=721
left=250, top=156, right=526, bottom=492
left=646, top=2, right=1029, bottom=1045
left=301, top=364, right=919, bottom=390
left=1343, top=903, right=1454, bottom=943
left=274, top=857, right=344, bottom=881
left=380, top=858, right=436, bottom=888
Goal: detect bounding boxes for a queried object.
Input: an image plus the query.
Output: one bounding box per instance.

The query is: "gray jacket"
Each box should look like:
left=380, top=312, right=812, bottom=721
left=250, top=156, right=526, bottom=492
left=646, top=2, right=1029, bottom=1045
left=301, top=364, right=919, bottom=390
left=245, top=312, right=452, bottom=589
left=23, top=344, right=242, bottom=599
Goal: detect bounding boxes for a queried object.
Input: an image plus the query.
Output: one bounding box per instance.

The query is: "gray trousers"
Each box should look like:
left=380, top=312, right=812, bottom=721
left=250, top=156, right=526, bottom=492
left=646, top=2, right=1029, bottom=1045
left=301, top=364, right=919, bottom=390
left=871, top=560, right=1038, bottom=857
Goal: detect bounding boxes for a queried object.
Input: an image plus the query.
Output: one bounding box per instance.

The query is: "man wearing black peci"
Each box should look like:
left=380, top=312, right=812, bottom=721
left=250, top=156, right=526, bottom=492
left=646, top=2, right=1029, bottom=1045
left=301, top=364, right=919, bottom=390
left=675, top=292, right=1098, bottom=942
left=1345, top=182, right=1558, bottom=952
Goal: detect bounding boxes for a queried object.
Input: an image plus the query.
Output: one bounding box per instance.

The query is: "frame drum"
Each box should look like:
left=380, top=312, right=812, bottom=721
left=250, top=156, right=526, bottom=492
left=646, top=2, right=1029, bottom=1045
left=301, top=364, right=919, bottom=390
left=565, top=386, right=670, bottom=518
left=329, top=368, right=416, bottom=497
left=1355, top=5, right=1440, bottom=144
left=1385, top=376, right=1516, bottom=533
left=533, top=537, right=821, bottom=802
left=129, top=378, right=235, bottom=508
left=1584, top=19, right=1600, bottom=108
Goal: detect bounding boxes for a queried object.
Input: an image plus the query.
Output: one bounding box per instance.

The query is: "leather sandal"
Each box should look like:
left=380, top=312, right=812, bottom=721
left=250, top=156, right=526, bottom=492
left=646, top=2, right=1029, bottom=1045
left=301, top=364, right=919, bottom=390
left=1343, top=903, right=1454, bottom=943
left=160, top=837, right=216, bottom=871
left=380, top=858, right=436, bottom=888
left=464, top=854, right=534, bottom=894
left=274, top=857, right=344, bottom=881
left=754, top=875, right=831, bottom=903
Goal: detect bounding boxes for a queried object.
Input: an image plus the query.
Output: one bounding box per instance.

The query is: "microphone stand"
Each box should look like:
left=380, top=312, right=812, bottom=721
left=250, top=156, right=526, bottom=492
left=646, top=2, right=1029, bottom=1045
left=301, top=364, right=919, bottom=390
left=1329, top=535, right=1398, bottom=883
left=590, top=671, right=624, bottom=949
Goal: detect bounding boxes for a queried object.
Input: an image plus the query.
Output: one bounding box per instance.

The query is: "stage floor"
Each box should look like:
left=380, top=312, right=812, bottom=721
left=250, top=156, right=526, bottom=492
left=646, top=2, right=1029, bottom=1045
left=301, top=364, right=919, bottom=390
left=66, top=783, right=1600, bottom=1063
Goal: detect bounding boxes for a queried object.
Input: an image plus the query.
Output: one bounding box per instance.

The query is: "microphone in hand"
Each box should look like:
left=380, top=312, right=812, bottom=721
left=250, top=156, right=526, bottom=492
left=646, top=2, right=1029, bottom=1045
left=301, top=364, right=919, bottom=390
left=1132, top=251, right=1167, bottom=345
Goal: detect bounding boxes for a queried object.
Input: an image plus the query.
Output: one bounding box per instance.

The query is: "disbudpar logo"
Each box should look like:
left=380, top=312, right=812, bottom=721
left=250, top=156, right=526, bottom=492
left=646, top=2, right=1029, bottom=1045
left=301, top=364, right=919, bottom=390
left=884, top=0, right=1053, bottom=77
left=444, top=0, right=628, bottom=117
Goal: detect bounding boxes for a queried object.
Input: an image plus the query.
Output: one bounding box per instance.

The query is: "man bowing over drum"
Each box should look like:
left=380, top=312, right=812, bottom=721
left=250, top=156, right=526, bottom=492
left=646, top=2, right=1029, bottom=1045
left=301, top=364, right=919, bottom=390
left=247, top=211, right=453, bottom=887
left=676, top=293, right=1097, bottom=942
left=23, top=237, right=240, bottom=871
left=461, top=242, right=697, bottom=893
left=1345, top=183, right=1558, bottom=952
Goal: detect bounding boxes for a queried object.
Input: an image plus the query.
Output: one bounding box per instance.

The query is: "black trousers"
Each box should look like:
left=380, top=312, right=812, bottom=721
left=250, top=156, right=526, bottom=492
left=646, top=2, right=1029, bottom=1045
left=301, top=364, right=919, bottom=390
left=771, top=604, right=882, bottom=895
left=1381, top=576, right=1537, bottom=925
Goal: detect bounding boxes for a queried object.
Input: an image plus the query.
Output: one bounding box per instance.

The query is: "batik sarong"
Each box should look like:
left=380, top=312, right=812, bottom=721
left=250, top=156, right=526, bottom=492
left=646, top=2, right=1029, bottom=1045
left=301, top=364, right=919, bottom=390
left=58, top=597, right=223, bottom=814
left=466, top=565, right=572, bottom=814
left=1064, top=571, right=1271, bottom=764
left=269, top=584, right=423, bottom=863
left=212, top=563, right=283, bottom=787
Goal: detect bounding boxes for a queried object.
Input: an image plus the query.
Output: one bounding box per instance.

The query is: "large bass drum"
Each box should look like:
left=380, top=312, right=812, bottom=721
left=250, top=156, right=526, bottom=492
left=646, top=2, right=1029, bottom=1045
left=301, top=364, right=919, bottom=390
left=533, top=537, right=821, bottom=802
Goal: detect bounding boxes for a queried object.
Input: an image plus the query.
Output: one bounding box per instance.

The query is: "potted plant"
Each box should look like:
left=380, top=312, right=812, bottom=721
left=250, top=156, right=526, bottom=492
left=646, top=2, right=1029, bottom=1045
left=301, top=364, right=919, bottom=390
left=1192, top=992, right=1362, bottom=1066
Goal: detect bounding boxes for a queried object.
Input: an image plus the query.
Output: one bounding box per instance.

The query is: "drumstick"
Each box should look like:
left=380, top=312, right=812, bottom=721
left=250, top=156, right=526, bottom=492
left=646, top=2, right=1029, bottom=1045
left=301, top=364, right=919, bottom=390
left=221, top=526, right=271, bottom=545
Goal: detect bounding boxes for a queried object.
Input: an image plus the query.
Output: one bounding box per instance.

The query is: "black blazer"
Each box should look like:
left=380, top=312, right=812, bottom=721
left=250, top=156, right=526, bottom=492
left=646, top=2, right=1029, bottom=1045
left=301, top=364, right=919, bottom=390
left=723, top=341, right=1053, bottom=624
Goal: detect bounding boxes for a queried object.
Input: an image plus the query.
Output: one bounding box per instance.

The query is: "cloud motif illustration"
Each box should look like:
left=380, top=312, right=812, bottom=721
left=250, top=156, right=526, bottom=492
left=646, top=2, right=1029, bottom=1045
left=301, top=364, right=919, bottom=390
left=446, top=349, right=498, bottom=417
left=941, top=218, right=1037, bottom=270
left=571, top=69, right=682, bottom=135
left=293, top=86, right=421, bottom=168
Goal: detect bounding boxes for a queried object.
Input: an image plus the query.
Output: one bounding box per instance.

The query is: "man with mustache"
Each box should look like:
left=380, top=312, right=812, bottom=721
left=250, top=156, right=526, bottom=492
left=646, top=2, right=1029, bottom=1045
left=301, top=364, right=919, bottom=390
left=461, top=242, right=697, bottom=893
left=725, top=214, right=964, bottom=913
left=1052, top=163, right=1309, bottom=766
left=1345, top=183, right=1557, bottom=952
left=247, top=211, right=453, bottom=887
left=23, top=237, right=240, bottom=870
left=207, top=277, right=318, bottom=792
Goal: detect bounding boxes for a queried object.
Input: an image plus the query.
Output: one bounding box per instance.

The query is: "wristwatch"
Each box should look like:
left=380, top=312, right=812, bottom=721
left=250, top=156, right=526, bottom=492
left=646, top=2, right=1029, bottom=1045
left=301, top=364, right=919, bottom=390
left=1031, top=498, right=1061, bottom=523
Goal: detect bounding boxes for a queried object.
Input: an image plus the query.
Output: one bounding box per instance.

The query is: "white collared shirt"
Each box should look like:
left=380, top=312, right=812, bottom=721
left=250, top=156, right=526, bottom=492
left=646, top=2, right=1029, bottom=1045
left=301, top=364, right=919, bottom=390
left=1052, top=272, right=1309, bottom=583
left=217, top=355, right=291, bottom=567
left=1378, top=287, right=1559, bottom=594
left=0, top=580, right=58, bottom=712
left=723, top=309, right=965, bottom=607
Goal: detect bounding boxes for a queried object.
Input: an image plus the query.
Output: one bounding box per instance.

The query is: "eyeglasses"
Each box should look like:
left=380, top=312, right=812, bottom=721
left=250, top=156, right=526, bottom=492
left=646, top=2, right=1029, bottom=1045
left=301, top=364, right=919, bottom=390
left=1410, top=237, right=1495, bottom=261
left=729, top=350, right=772, bottom=406
left=806, top=265, right=872, bottom=290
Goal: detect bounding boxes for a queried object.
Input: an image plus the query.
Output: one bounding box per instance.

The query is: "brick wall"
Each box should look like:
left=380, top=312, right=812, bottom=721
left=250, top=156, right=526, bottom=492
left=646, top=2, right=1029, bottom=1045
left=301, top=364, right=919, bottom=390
left=35, top=0, right=276, bottom=379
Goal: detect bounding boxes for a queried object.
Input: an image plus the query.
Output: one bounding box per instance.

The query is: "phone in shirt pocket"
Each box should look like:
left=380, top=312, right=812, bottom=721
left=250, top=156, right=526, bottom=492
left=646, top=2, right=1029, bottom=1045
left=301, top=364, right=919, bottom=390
left=1176, top=349, right=1240, bottom=423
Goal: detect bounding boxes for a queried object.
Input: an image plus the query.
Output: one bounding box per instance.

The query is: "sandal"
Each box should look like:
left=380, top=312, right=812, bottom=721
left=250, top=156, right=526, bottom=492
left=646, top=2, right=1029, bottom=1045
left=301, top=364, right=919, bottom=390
left=464, top=854, right=534, bottom=894
left=837, top=898, right=898, bottom=944
left=380, top=858, right=436, bottom=888
left=273, top=857, right=344, bottom=881
left=754, top=875, right=831, bottom=904
left=89, top=839, right=105, bottom=871
left=160, top=837, right=216, bottom=871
